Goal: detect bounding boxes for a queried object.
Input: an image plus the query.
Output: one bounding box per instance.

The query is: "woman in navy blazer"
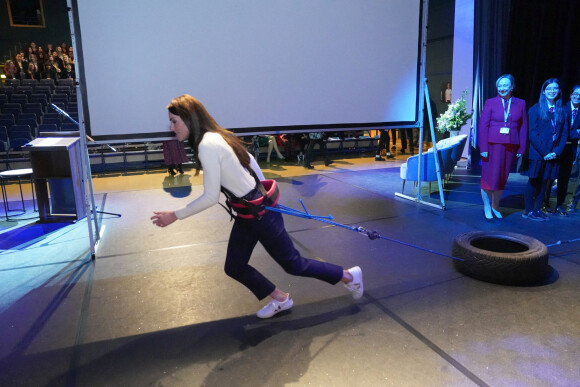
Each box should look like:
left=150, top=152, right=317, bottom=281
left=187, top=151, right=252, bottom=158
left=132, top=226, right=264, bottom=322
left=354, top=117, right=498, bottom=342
left=522, top=78, right=569, bottom=221
left=479, top=74, right=527, bottom=221
left=544, top=85, right=580, bottom=214
left=565, top=85, right=580, bottom=212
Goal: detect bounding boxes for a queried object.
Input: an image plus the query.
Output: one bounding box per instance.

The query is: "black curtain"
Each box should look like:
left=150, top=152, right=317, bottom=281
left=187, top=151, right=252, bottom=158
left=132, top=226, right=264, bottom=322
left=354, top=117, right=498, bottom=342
left=470, top=0, right=512, bottom=170
left=506, top=0, right=580, bottom=106
left=470, top=0, right=579, bottom=170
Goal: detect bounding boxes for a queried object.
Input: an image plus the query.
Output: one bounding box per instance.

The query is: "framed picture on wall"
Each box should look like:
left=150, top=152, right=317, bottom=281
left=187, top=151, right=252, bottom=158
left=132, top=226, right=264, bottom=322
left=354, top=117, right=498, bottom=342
left=441, top=81, right=452, bottom=104
left=6, top=0, right=46, bottom=28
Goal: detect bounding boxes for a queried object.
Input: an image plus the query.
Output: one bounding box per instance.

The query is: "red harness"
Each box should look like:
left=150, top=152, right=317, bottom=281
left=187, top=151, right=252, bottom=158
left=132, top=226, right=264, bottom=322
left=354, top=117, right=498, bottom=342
left=221, top=169, right=280, bottom=220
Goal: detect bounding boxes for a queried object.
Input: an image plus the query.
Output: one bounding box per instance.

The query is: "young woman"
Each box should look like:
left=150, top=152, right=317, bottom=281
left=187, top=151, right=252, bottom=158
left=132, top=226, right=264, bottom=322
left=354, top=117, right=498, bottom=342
left=521, top=78, right=568, bottom=221
left=478, top=74, right=527, bottom=220
left=565, top=85, right=580, bottom=213
left=543, top=85, right=580, bottom=214
left=151, top=95, right=363, bottom=318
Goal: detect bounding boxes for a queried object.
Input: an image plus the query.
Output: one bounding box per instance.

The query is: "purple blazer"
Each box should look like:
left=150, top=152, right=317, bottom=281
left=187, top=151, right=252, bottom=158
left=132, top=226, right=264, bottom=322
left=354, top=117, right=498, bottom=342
left=478, top=96, right=528, bottom=154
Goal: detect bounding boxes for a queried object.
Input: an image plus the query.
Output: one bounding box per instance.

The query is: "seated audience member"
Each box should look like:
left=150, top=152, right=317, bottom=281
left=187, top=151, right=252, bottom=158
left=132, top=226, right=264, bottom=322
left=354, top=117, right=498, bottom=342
left=3, top=60, right=18, bottom=79
left=25, top=63, right=39, bottom=79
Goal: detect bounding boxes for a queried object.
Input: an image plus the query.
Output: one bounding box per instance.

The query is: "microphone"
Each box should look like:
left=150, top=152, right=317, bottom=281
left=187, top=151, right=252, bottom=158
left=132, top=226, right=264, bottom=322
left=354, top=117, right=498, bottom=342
left=50, top=103, right=79, bottom=125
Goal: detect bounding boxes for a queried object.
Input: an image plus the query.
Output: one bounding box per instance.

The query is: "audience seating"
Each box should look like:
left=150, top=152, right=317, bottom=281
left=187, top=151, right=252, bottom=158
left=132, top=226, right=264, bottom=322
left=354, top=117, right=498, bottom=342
left=61, top=122, right=78, bottom=131
left=21, top=79, right=38, bottom=90
left=19, top=112, right=39, bottom=123
left=42, top=112, right=62, bottom=121
left=23, top=102, right=44, bottom=117
left=0, top=114, right=15, bottom=123
left=0, top=119, right=14, bottom=131
left=8, top=124, right=33, bottom=139
left=16, top=86, right=34, bottom=98
left=0, top=126, right=8, bottom=144
left=10, top=93, right=28, bottom=106
left=35, top=86, right=52, bottom=100
left=16, top=118, right=38, bottom=137
left=8, top=137, right=31, bottom=151
left=4, top=79, right=20, bottom=88
left=39, top=79, right=56, bottom=91
left=2, top=105, right=21, bottom=121
left=59, top=79, right=75, bottom=89
left=29, top=94, right=48, bottom=109
left=0, top=86, right=14, bottom=96
left=41, top=118, right=62, bottom=129
left=38, top=124, right=59, bottom=133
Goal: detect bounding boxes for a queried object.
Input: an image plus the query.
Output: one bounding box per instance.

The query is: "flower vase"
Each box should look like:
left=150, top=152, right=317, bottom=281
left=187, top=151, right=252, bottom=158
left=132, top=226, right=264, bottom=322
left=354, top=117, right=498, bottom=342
left=449, top=130, right=460, bottom=137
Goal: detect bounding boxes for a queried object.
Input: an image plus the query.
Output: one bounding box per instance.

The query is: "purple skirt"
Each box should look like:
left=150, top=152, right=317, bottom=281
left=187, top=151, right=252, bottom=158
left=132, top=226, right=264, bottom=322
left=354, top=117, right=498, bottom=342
left=163, top=140, right=189, bottom=165
left=481, top=143, right=518, bottom=190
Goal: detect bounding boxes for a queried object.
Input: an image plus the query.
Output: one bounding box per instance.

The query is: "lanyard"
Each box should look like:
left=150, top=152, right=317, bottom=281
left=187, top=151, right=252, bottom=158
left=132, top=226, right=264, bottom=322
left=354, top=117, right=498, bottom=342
left=501, top=98, right=511, bottom=124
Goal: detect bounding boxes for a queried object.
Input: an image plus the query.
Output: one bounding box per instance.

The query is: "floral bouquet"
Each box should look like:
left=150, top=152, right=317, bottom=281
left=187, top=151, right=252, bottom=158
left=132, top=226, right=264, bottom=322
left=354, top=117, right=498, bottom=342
left=436, top=89, right=472, bottom=133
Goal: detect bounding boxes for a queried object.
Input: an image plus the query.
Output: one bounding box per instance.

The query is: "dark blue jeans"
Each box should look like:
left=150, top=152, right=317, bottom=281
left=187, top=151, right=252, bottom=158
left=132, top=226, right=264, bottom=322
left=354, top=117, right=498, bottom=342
left=225, top=211, right=344, bottom=300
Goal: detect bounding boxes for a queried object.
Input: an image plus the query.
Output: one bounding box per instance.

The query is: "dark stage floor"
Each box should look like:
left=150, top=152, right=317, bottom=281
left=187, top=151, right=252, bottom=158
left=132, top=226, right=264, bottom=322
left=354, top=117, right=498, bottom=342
left=0, top=157, right=579, bottom=386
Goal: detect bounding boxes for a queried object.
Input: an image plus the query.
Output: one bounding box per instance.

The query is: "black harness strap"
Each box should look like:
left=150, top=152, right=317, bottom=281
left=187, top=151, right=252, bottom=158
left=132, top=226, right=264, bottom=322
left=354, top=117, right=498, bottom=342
left=220, top=168, right=277, bottom=220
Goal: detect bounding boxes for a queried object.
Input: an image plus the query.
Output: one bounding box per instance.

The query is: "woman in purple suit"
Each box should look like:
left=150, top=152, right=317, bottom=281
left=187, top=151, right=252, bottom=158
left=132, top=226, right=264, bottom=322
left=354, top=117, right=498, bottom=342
left=478, top=74, right=528, bottom=221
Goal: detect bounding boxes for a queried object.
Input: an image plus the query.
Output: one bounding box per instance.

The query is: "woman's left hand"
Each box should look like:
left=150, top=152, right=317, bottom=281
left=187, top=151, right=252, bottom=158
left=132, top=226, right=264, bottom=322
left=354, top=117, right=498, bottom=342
left=151, top=211, right=178, bottom=228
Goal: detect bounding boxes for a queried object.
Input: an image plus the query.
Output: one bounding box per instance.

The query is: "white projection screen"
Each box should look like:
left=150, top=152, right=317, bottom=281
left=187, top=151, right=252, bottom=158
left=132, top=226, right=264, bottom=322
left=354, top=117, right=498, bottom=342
left=74, top=0, right=423, bottom=140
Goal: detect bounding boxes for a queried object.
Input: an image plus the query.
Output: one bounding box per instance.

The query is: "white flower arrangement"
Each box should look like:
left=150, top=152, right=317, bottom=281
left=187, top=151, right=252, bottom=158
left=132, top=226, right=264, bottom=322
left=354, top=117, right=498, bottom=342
left=436, top=89, right=472, bottom=133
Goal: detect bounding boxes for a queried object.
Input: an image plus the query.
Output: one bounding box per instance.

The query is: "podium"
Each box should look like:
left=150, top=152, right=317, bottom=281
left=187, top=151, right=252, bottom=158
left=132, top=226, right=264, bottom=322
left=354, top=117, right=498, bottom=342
left=28, top=136, right=87, bottom=222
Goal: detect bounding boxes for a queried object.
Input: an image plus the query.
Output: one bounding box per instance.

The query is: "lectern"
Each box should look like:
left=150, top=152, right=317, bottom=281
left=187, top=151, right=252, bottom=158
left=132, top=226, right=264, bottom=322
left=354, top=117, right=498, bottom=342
left=28, top=136, right=87, bottom=222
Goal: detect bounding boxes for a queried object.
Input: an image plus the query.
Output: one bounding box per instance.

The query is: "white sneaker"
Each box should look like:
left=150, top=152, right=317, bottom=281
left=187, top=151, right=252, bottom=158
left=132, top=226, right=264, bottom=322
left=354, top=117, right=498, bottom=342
left=256, top=296, right=293, bottom=318
left=344, top=266, right=364, bottom=300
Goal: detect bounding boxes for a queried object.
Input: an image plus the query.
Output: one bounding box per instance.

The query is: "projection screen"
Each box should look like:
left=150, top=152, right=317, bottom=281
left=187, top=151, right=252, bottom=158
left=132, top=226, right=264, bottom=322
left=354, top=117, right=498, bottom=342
left=74, top=0, right=423, bottom=140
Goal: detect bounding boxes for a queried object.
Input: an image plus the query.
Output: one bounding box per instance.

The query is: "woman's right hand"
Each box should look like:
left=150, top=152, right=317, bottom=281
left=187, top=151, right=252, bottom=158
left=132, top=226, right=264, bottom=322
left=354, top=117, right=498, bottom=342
left=151, top=211, right=178, bottom=228
left=480, top=152, right=488, bottom=158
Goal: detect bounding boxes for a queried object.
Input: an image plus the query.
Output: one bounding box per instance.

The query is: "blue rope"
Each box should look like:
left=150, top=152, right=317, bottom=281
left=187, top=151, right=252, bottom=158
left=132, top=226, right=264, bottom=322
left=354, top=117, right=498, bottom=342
left=265, top=200, right=464, bottom=262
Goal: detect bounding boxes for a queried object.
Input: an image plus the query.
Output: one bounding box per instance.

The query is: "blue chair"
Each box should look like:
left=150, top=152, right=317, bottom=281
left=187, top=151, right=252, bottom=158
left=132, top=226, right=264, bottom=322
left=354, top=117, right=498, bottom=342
left=35, top=86, right=52, bottom=100
left=54, top=85, right=72, bottom=96
left=8, top=137, right=31, bottom=151
left=16, top=119, right=38, bottom=138
left=58, top=78, right=75, bottom=89
left=21, top=79, right=38, bottom=90
left=38, top=124, right=59, bottom=133
left=43, top=113, right=62, bottom=121
left=4, top=79, right=20, bottom=88
left=41, top=118, right=62, bottom=130
left=0, top=114, right=15, bottom=123
left=9, top=93, right=28, bottom=106
left=23, top=102, right=44, bottom=117
left=0, top=86, right=14, bottom=96
left=9, top=124, right=33, bottom=141
left=19, top=112, right=39, bottom=123
left=15, top=86, right=33, bottom=98
left=0, top=119, right=14, bottom=132
left=30, top=94, right=49, bottom=109
left=400, top=135, right=467, bottom=194
left=0, top=125, right=8, bottom=144
left=39, top=78, right=56, bottom=91
left=61, top=122, right=79, bottom=131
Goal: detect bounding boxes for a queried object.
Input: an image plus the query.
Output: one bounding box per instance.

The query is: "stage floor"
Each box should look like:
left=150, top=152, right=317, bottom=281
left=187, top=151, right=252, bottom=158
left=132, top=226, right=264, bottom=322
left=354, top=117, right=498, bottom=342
left=0, top=154, right=579, bottom=386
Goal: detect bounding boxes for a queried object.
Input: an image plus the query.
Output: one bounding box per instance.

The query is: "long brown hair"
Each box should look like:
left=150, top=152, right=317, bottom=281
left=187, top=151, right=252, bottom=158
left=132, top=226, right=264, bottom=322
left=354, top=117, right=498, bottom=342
left=167, top=95, right=250, bottom=175
left=538, top=78, right=565, bottom=123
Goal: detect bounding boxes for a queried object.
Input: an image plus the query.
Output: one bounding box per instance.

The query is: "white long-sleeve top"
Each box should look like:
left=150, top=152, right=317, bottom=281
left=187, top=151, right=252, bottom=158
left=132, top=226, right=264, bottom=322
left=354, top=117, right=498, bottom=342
left=174, top=132, right=264, bottom=220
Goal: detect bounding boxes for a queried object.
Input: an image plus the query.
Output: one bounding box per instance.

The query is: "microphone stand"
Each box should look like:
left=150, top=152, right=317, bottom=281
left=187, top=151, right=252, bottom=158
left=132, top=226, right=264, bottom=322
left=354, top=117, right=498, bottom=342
left=50, top=104, right=121, bottom=218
